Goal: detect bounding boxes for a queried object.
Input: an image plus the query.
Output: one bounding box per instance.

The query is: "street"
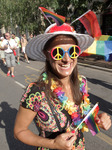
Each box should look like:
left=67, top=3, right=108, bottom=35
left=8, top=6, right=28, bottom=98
left=0, top=58, right=112, bottom=150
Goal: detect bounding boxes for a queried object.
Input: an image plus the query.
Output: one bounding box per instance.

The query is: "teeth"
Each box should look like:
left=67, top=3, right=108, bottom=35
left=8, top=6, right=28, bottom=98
left=62, top=64, right=70, bottom=67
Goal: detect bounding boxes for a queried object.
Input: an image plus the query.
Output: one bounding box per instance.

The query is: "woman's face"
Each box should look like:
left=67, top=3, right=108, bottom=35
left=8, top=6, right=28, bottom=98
left=47, top=44, right=77, bottom=79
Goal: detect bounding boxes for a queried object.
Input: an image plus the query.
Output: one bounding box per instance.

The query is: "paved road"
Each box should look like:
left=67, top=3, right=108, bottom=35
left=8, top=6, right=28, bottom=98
left=78, top=63, right=112, bottom=150
left=0, top=58, right=112, bottom=150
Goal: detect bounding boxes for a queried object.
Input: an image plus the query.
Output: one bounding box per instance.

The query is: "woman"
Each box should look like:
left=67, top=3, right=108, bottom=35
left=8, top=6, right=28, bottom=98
left=14, top=23, right=111, bottom=150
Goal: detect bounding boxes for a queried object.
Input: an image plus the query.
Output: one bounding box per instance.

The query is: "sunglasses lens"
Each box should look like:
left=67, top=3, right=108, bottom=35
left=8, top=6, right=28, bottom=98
left=75, top=46, right=80, bottom=55
left=59, top=48, right=64, bottom=56
left=69, top=46, right=80, bottom=58
left=52, top=48, right=64, bottom=60
left=69, top=47, right=74, bottom=55
left=52, top=48, right=57, bottom=56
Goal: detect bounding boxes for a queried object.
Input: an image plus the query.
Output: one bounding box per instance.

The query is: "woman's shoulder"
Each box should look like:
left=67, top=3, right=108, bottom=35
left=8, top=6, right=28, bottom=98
left=25, top=82, right=42, bottom=94
left=20, top=82, right=46, bottom=111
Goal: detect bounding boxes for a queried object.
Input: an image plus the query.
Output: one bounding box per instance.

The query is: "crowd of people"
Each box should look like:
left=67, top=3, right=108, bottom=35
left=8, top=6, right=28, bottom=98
left=0, top=33, right=32, bottom=77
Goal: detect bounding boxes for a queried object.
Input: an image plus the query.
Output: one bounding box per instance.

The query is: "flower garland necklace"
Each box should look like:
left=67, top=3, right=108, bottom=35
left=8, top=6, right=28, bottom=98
left=42, top=72, right=91, bottom=132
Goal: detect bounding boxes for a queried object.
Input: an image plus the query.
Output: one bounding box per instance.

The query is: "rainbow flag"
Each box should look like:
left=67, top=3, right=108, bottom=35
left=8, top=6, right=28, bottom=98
left=75, top=103, right=100, bottom=136
left=85, top=103, right=100, bottom=136
left=81, top=35, right=112, bottom=61
left=79, top=10, right=102, bottom=37
left=39, top=7, right=65, bottom=26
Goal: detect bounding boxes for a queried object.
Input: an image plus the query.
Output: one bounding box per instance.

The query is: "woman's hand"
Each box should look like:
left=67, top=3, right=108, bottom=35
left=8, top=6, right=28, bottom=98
left=53, top=131, right=77, bottom=150
left=96, top=113, right=111, bottom=130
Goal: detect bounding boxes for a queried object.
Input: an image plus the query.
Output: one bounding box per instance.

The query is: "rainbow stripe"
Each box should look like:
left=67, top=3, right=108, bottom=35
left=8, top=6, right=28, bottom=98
left=39, top=7, right=65, bottom=26
left=85, top=105, right=100, bottom=136
left=82, top=35, right=112, bottom=61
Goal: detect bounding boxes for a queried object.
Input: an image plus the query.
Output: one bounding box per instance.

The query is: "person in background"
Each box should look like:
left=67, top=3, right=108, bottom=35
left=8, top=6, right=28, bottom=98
left=28, top=33, right=33, bottom=42
left=1, top=32, right=17, bottom=77
left=21, top=34, right=30, bottom=64
left=14, top=23, right=111, bottom=150
left=0, top=37, right=6, bottom=66
left=12, top=33, right=21, bottom=65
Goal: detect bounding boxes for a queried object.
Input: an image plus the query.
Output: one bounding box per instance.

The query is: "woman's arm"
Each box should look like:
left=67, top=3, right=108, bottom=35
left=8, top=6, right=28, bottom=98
left=14, top=106, right=77, bottom=149
left=14, top=106, right=54, bottom=148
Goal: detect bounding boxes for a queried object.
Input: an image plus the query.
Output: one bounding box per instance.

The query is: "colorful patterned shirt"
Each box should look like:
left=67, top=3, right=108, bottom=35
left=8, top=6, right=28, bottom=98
left=20, top=75, right=87, bottom=150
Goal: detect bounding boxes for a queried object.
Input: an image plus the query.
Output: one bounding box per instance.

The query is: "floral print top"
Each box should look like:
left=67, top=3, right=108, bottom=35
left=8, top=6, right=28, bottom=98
left=20, top=75, right=88, bottom=150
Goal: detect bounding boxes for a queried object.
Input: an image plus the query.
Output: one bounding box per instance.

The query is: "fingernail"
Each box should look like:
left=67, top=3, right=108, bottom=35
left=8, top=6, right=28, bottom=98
left=72, top=130, right=75, bottom=133
left=96, top=119, right=100, bottom=124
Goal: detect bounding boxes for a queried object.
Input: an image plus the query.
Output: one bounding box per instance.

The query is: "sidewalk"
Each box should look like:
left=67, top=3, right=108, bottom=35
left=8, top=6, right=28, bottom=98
left=78, top=55, right=112, bottom=72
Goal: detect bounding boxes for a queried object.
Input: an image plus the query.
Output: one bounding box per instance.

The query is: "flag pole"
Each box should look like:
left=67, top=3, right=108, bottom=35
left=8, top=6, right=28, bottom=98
left=75, top=102, right=98, bottom=132
left=39, top=7, right=52, bottom=25
left=70, top=10, right=91, bottom=25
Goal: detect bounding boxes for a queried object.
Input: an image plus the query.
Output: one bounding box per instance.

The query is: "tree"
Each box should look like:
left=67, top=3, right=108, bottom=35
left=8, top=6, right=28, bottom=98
left=0, top=0, right=109, bottom=35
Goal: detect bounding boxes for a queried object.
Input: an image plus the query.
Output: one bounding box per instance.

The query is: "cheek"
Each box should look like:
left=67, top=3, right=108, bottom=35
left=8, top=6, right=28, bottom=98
left=49, top=59, right=57, bottom=68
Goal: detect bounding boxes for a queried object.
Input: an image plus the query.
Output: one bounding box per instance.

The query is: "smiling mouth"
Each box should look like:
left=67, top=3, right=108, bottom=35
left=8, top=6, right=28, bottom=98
left=61, top=64, right=71, bottom=69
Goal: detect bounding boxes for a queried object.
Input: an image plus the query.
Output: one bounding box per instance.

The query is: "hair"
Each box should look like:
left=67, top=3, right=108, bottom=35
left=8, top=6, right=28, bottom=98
left=5, top=32, right=10, bottom=35
left=36, top=34, right=82, bottom=105
left=22, top=34, right=26, bottom=37
left=12, top=33, right=15, bottom=35
left=3, top=33, right=5, bottom=39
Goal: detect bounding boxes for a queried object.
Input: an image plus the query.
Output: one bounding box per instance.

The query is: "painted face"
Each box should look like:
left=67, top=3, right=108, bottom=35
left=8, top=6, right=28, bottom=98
left=48, top=44, right=77, bottom=79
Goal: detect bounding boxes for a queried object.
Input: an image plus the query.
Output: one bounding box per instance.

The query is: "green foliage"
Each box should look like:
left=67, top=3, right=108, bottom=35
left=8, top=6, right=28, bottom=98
left=0, top=0, right=109, bottom=34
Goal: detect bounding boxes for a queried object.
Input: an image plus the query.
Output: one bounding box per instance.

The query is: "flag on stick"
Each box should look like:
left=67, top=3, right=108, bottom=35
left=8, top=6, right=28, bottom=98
left=75, top=103, right=100, bottom=136
left=39, top=7, right=52, bottom=25
left=71, top=10, right=102, bottom=38
left=39, top=7, right=65, bottom=26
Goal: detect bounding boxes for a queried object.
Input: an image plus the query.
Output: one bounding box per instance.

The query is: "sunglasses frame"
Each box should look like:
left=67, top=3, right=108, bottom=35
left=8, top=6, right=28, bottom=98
left=50, top=45, right=81, bottom=60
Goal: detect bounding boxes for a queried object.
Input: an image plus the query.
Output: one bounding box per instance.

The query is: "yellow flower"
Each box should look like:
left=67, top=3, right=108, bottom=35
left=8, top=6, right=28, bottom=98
left=81, top=125, right=89, bottom=132
left=45, top=80, right=48, bottom=84
left=68, top=109, right=73, bottom=115
left=64, top=101, right=76, bottom=115
left=84, top=98, right=90, bottom=104
left=51, top=79, right=57, bottom=90
left=66, top=127, right=71, bottom=132
left=51, top=84, right=57, bottom=91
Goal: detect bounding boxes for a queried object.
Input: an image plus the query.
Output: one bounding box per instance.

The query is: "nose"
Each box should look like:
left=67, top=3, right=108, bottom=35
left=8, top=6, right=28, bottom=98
left=62, top=51, right=71, bottom=62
